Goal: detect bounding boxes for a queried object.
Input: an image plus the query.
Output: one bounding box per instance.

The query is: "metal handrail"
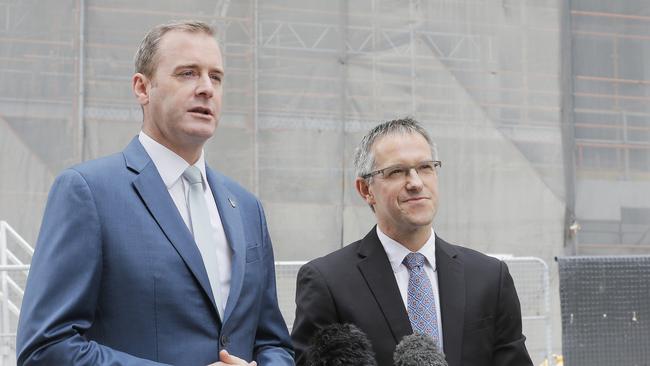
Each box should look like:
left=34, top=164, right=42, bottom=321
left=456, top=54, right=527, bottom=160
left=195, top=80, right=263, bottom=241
left=5, top=251, right=25, bottom=266
left=0, top=266, right=29, bottom=272
left=500, top=256, right=552, bottom=364
left=0, top=230, right=553, bottom=365
left=275, top=256, right=553, bottom=364
left=0, top=221, right=34, bottom=256
left=0, top=296, right=20, bottom=318
left=6, top=277, right=24, bottom=297
left=0, top=221, right=33, bottom=365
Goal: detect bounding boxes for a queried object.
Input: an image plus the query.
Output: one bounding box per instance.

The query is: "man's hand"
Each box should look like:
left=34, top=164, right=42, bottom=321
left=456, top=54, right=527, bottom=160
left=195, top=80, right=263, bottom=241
left=208, top=349, right=257, bottom=366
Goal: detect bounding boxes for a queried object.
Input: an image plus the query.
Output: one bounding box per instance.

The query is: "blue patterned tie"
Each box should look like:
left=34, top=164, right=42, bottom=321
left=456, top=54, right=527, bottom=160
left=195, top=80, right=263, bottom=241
left=403, top=252, right=440, bottom=346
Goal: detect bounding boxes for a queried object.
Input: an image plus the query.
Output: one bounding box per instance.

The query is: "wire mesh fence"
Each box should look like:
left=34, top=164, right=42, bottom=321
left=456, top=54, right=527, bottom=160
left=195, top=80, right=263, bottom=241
left=503, top=257, right=552, bottom=365
left=558, top=255, right=650, bottom=366
left=1, top=217, right=551, bottom=366
left=275, top=255, right=552, bottom=365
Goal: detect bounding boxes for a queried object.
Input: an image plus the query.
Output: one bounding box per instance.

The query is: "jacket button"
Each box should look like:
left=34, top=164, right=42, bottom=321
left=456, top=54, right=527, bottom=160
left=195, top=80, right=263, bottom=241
left=220, top=335, right=229, bottom=347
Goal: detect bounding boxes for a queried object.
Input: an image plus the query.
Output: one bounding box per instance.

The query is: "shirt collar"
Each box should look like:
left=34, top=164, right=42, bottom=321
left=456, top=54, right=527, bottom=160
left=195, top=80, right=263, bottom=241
left=139, top=131, right=208, bottom=190
left=377, top=226, right=437, bottom=273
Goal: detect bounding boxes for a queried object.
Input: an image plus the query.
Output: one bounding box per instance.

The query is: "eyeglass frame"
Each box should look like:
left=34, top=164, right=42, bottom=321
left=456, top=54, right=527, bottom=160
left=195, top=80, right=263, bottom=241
left=361, top=160, right=442, bottom=180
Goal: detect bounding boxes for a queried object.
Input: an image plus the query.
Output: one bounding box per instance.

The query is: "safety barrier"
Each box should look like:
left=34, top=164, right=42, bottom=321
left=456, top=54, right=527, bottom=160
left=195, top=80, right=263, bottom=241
left=0, top=222, right=551, bottom=365
left=275, top=256, right=552, bottom=365
left=0, top=221, right=33, bottom=366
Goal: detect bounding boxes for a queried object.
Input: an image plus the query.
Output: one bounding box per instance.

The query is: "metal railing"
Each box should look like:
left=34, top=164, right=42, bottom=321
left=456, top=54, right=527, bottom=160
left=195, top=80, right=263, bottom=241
left=0, top=221, right=33, bottom=366
left=497, top=256, right=552, bottom=366
left=0, top=223, right=552, bottom=366
left=275, top=256, right=553, bottom=366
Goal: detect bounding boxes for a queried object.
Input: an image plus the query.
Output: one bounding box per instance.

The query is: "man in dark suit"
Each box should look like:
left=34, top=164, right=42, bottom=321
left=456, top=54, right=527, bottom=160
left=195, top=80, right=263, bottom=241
left=17, top=21, right=293, bottom=365
left=291, top=118, right=532, bottom=366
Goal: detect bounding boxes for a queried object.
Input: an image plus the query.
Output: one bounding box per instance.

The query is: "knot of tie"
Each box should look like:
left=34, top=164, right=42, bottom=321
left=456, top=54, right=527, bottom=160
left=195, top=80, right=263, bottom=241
left=403, top=252, right=426, bottom=271
left=183, top=166, right=203, bottom=186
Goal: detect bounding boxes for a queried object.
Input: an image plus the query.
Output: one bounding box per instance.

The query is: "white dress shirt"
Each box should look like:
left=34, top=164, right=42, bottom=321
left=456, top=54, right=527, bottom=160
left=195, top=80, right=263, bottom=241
left=139, top=131, right=232, bottom=318
left=377, top=226, right=444, bottom=351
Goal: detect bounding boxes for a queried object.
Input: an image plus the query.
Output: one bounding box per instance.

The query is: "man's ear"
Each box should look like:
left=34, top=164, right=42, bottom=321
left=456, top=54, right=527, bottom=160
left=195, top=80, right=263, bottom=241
left=355, top=177, right=375, bottom=205
left=132, top=73, right=150, bottom=105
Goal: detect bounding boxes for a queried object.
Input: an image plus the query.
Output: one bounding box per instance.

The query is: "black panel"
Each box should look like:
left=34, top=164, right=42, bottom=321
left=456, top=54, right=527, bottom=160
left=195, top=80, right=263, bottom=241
left=558, top=256, right=650, bottom=366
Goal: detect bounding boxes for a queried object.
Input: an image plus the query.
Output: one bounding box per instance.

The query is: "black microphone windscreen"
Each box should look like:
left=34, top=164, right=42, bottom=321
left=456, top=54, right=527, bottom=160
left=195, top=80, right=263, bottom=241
left=305, top=323, right=377, bottom=366
left=393, top=333, right=448, bottom=366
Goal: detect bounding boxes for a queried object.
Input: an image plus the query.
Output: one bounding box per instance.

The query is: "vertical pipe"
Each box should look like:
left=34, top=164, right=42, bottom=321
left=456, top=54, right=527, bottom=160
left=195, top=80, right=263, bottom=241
left=338, top=0, right=349, bottom=248
left=623, top=113, right=629, bottom=180
left=253, top=0, right=260, bottom=195
left=77, top=0, right=86, bottom=162
left=543, top=260, right=552, bottom=365
left=561, top=0, right=578, bottom=255
left=611, top=36, right=626, bottom=180
left=0, top=221, right=8, bottom=363
left=371, top=0, right=377, bottom=117
left=408, top=0, right=416, bottom=115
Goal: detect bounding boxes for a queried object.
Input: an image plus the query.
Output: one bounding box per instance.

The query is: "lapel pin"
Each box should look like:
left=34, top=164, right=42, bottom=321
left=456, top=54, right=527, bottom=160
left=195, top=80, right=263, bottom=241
left=228, top=197, right=236, bottom=208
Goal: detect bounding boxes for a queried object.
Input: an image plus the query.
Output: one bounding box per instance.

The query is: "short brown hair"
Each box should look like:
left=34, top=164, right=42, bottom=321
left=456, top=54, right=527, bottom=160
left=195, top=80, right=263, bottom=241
left=134, top=20, right=216, bottom=77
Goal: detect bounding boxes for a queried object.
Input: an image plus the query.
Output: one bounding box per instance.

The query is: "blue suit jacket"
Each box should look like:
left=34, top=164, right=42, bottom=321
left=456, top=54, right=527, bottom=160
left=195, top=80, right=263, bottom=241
left=17, top=138, right=294, bottom=365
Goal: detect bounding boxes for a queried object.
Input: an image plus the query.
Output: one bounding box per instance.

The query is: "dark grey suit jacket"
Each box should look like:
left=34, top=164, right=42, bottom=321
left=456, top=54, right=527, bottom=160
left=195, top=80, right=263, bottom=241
left=291, top=227, right=533, bottom=366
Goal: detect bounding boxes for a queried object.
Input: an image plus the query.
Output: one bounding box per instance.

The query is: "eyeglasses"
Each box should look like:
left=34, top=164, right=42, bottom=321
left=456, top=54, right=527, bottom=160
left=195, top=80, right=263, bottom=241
left=362, top=160, right=442, bottom=181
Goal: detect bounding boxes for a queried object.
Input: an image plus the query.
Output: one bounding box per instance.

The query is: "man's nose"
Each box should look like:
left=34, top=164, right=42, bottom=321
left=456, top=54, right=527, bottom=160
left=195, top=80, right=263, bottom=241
left=405, top=168, right=424, bottom=190
left=195, top=74, right=215, bottom=98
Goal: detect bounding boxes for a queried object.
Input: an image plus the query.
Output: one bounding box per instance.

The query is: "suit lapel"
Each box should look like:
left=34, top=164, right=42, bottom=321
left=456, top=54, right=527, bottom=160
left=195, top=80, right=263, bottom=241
left=205, top=168, right=245, bottom=324
left=356, top=228, right=412, bottom=344
left=124, top=138, right=220, bottom=316
left=436, top=237, right=465, bottom=366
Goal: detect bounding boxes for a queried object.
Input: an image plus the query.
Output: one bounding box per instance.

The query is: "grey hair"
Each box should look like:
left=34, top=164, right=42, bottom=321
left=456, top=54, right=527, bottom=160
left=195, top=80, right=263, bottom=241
left=353, top=117, right=437, bottom=179
left=134, top=20, right=217, bottom=77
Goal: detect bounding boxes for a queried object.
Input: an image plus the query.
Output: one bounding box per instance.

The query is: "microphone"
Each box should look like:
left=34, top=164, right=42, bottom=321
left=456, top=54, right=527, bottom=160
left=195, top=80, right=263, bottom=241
left=393, top=333, right=448, bottom=366
left=305, top=323, right=377, bottom=366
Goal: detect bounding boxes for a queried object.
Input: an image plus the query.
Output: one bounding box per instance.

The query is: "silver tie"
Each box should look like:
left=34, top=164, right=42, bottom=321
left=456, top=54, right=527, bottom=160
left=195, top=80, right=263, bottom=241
left=183, top=166, right=221, bottom=310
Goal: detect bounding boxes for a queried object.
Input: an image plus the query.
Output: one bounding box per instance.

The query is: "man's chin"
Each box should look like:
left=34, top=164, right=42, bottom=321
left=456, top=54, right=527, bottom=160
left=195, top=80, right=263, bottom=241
left=182, top=126, right=216, bottom=143
left=406, top=214, right=435, bottom=228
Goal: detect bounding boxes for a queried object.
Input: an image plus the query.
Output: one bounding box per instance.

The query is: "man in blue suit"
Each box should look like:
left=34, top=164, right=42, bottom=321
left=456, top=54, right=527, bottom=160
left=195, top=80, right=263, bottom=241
left=17, top=21, right=294, bottom=366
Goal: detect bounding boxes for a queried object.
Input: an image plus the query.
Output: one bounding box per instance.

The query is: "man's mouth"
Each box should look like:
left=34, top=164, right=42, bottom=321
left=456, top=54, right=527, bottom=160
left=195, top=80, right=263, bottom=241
left=188, top=106, right=213, bottom=116
left=403, top=197, right=429, bottom=203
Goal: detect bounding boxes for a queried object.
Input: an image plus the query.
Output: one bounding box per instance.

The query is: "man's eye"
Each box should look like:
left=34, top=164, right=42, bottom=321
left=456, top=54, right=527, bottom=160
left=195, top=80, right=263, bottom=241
left=178, top=70, right=195, bottom=77
left=418, top=163, right=435, bottom=172
left=210, top=74, right=222, bottom=82
left=386, top=168, right=406, bottom=177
